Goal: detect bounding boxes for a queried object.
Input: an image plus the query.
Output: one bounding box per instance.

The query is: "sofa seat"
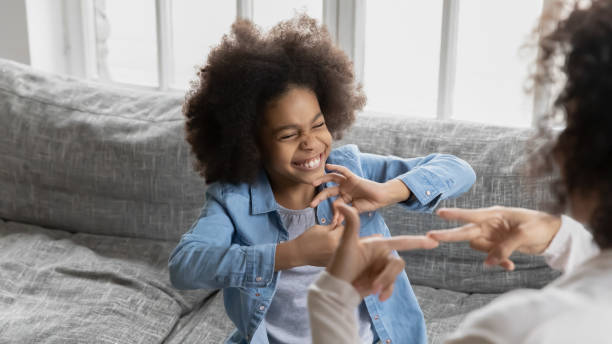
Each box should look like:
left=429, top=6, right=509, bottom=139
left=0, top=218, right=217, bottom=343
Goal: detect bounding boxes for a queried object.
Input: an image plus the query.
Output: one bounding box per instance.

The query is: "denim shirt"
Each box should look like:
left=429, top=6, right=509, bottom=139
left=169, top=144, right=476, bottom=344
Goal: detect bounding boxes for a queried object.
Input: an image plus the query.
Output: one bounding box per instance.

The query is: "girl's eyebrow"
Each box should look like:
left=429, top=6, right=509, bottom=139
left=272, top=112, right=323, bottom=134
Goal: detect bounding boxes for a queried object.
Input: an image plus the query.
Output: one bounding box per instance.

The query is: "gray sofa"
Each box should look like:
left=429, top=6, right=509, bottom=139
left=0, top=58, right=560, bottom=343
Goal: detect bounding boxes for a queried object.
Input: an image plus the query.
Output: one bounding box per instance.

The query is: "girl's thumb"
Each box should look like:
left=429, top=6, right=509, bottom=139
left=335, top=203, right=360, bottom=244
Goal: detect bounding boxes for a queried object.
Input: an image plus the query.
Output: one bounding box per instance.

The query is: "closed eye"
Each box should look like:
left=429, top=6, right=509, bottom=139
left=313, top=122, right=325, bottom=128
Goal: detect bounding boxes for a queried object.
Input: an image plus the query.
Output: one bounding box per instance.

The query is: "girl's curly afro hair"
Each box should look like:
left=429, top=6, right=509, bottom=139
left=183, top=14, right=366, bottom=185
left=532, top=0, right=612, bottom=249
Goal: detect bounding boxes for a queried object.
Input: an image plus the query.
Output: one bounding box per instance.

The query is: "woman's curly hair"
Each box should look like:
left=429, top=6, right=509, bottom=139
left=183, top=14, right=366, bottom=185
left=531, top=0, right=612, bottom=249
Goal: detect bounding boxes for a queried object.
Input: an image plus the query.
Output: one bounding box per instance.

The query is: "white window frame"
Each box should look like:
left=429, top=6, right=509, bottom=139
left=56, top=0, right=550, bottom=125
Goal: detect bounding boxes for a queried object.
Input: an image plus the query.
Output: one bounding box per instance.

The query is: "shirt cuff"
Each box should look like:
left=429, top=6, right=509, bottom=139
left=396, top=168, right=446, bottom=212
left=542, top=215, right=575, bottom=260
left=311, top=271, right=362, bottom=309
left=245, top=243, right=277, bottom=287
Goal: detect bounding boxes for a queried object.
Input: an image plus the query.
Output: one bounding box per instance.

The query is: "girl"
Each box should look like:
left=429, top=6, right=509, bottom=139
left=169, top=15, right=475, bottom=344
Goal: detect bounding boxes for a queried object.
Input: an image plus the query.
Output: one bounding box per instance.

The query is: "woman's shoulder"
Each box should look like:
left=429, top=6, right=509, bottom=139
left=447, top=285, right=610, bottom=343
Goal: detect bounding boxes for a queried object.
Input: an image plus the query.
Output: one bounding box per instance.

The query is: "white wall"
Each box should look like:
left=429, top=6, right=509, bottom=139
left=0, top=0, right=30, bottom=64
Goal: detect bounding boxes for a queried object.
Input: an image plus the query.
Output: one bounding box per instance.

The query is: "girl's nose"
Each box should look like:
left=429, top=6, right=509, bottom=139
left=299, top=134, right=316, bottom=150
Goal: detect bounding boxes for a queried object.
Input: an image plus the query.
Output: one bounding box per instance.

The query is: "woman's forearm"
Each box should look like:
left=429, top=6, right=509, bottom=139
left=307, top=271, right=362, bottom=344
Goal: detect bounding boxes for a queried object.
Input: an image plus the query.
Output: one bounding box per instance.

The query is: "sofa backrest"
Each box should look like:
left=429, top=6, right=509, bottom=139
left=0, top=59, right=206, bottom=241
left=0, top=59, right=560, bottom=292
left=337, top=115, right=561, bottom=293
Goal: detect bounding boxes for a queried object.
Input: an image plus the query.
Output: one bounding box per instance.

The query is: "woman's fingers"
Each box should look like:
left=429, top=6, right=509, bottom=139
left=436, top=207, right=503, bottom=224
left=379, top=282, right=395, bottom=302
left=426, top=223, right=483, bottom=242
left=469, top=237, right=494, bottom=252
left=485, top=229, right=526, bottom=266
left=498, top=259, right=516, bottom=271
left=372, top=256, right=405, bottom=301
left=383, top=235, right=439, bottom=251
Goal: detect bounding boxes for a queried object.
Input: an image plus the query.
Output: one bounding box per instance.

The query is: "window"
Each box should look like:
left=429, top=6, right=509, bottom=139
left=253, top=0, right=322, bottom=30
left=451, top=0, right=544, bottom=127
left=363, top=0, right=546, bottom=127
left=27, top=0, right=558, bottom=127
left=363, top=1, right=443, bottom=118
left=170, top=0, right=236, bottom=89
left=99, top=0, right=159, bottom=86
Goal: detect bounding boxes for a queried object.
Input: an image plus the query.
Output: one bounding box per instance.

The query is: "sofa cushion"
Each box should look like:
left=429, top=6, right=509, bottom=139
left=0, top=219, right=213, bottom=343
left=337, top=115, right=561, bottom=293
left=0, top=59, right=205, bottom=241
left=413, top=285, right=499, bottom=344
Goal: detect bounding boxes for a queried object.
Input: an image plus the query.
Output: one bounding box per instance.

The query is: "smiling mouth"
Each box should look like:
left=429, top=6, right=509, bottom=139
left=292, top=153, right=323, bottom=170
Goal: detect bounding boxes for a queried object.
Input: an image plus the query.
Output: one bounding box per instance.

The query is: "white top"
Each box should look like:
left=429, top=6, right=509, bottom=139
left=308, top=215, right=611, bottom=344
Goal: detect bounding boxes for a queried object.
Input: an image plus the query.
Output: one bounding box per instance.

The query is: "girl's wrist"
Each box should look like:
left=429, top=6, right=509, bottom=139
left=383, top=179, right=411, bottom=205
left=275, top=240, right=303, bottom=271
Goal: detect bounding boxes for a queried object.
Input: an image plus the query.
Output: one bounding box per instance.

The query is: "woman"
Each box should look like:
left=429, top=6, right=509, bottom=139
left=307, top=0, right=612, bottom=343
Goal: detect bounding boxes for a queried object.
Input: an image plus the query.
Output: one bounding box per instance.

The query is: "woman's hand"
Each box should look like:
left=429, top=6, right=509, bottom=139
left=327, top=204, right=438, bottom=300
left=310, top=164, right=411, bottom=223
left=427, top=206, right=562, bottom=271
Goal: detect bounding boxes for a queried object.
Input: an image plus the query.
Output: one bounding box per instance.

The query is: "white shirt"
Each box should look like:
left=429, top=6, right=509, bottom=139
left=445, top=215, right=609, bottom=344
left=308, top=215, right=611, bottom=344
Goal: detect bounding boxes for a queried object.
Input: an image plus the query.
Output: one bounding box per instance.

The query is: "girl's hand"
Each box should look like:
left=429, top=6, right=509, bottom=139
left=291, top=224, right=345, bottom=267
left=310, top=164, right=411, bottom=223
left=427, top=206, right=562, bottom=271
left=327, top=204, right=439, bottom=300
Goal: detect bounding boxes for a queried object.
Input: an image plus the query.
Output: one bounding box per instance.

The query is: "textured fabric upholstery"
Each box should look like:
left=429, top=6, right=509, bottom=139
left=0, top=59, right=204, bottom=241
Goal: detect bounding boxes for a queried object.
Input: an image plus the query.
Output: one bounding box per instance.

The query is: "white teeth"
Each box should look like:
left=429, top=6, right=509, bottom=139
left=297, top=155, right=321, bottom=169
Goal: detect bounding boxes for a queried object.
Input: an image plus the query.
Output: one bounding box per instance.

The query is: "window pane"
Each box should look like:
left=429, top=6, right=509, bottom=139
left=452, top=0, right=543, bottom=127
left=253, top=0, right=322, bottom=30
left=99, top=0, right=158, bottom=86
left=170, top=0, right=236, bottom=90
left=363, top=1, right=443, bottom=117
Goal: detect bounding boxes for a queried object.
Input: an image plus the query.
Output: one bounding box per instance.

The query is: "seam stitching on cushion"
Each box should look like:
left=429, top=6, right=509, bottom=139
left=0, top=87, right=182, bottom=123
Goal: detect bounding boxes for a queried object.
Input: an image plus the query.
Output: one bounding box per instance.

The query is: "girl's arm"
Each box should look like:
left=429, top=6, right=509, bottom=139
left=358, top=151, right=476, bottom=212
left=312, top=145, right=475, bottom=214
left=168, top=196, right=276, bottom=290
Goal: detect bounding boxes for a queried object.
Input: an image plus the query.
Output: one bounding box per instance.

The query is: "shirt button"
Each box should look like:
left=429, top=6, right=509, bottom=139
left=374, top=315, right=379, bottom=320
left=256, top=276, right=262, bottom=282
left=320, top=217, right=326, bottom=223
left=386, top=340, right=392, bottom=344
left=368, top=212, right=373, bottom=217
left=426, top=190, right=431, bottom=196
left=255, top=293, right=260, bottom=297
left=259, top=305, right=265, bottom=311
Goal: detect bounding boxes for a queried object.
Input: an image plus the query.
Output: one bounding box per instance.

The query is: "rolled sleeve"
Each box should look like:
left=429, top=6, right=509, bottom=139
left=397, top=168, right=446, bottom=212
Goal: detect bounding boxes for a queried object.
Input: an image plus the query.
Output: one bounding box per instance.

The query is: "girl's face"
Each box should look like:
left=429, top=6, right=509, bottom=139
left=259, top=87, right=332, bottom=190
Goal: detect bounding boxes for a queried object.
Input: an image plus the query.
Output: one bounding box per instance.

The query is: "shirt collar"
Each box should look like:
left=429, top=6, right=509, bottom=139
left=250, top=170, right=278, bottom=215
